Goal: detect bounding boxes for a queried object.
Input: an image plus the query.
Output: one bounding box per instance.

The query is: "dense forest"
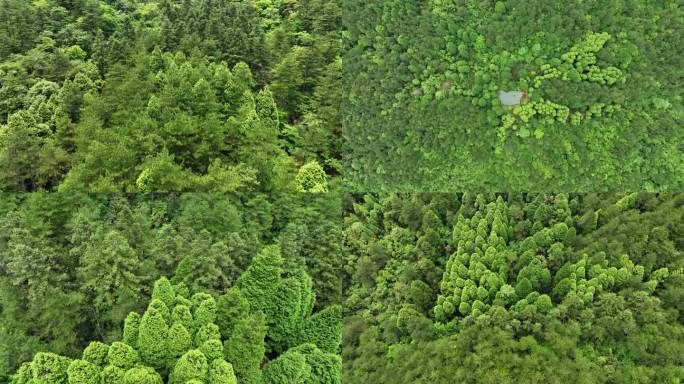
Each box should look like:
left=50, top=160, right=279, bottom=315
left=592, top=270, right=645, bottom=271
left=342, top=193, right=684, bottom=382
left=4, top=1, right=684, bottom=383
left=0, top=193, right=342, bottom=383
left=0, top=0, right=341, bottom=192
left=343, top=0, right=684, bottom=191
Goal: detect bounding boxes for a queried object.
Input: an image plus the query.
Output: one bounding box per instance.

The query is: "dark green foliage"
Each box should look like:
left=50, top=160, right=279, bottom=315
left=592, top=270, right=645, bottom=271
left=223, top=312, right=267, bottom=384
left=0, top=0, right=340, bottom=192
left=215, top=289, right=250, bottom=340
left=8, top=205, right=342, bottom=383
left=343, top=193, right=684, bottom=383
left=0, top=193, right=341, bottom=382
left=297, top=306, right=342, bottom=354
left=344, top=1, right=684, bottom=191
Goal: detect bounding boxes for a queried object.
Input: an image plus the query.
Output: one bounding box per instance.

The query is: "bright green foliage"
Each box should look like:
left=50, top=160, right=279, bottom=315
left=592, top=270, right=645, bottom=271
left=66, top=360, right=100, bottom=384
left=194, top=298, right=217, bottom=329
left=194, top=324, right=221, bottom=347
left=102, top=365, right=126, bottom=384
left=152, top=278, right=176, bottom=310
left=100, top=366, right=125, bottom=384
left=296, top=306, right=342, bottom=354
left=0, top=0, right=340, bottom=193
left=122, top=313, right=141, bottom=348
left=343, top=193, right=684, bottom=383
left=12, top=363, right=33, bottom=384
left=137, top=306, right=169, bottom=369
left=208, top=359, right=237, bottom=384
left=223, top=312, right=267, bottom=384
left=236, top=245, right=283, bottom=320
left=82, top=342, right=109, bottom=368
left=0, top=110, right=63, bottom=191
left=107, top=342, right=138, bottom=370
left=291, top=344, right=341, bottom=384
left=123, top=367, right=162, bottom=384
left=13, top=265, right=340, bottom=384
left=199, top=340, right=223, bottom=362
left=345, top=1, right=684, bottom=191
left=172, top=305, right=195, bottom=336
left=0, top=193, right=341, bottom=382
left=263, top=344, right=342, bottom=384
left=270, top=271, right=315, bottom=353
left=168, top=350, right=208, bottom=384
left=172, top=232, right=237, bottom=296
left=168, top=323, right=193, bottom=361
left=263, top=350, right=309, bottom=384
left=296, top=162, right=328, bottom=193
left=31, top=353, right=71, bottom=384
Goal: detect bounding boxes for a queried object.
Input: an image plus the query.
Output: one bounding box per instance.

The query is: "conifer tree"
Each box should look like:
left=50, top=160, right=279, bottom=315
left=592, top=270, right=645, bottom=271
left=137, top=306, right=169, bottom=369
left=236, top=245, right=283, bottom=320
left=223, top=312, right=267, bottom=384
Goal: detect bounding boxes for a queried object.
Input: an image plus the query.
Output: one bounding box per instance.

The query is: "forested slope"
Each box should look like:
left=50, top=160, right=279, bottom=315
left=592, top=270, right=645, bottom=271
left=0, top=0, right=340, bottom=192
left=0, top=193, right=342, bottom=382
left=343, top=193, right=684, bottom=382
left=344, top=0, right=684, bottom=191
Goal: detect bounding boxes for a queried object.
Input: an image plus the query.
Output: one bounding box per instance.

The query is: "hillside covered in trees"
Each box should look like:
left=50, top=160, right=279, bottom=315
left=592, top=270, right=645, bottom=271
left=344, top=0, right=684, bottom=191
left=0, top=0, right=340, bottom=192
left=342, top=193, right=684, bottom=382
left=0, top=193, right=342, bottom=383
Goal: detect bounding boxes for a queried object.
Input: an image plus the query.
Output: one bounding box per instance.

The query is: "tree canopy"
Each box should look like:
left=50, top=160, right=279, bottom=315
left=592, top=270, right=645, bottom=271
left=0, top=192, right=342, bottom=382
left=0, top=0, right=341, bottom=192
left=342, top=192, right=684, bottom=382
left=343, top=0, right=684, bottom=191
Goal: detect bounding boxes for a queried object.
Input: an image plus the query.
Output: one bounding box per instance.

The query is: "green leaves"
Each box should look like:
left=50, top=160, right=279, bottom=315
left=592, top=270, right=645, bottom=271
left=208, top=359, right=237, bottom=384
left=31, top=353, right=71, bottom=384
left=345, top=193, right=684, bottom=382
left=106, top=342, right=138, bottom=370
left=223, top=312, right=266, bottom=384
left=137, top=306, right=169, bottom=369
left=296, top=161, right=328, bottom=193
left=0, top=0, right=339, bottom=193
left=296, top=305, right=342, bottom=354
left=12, top=260, right=340, bottom=383
left=263, top=350, right=309, bottom=384
left=169, top=350, right=208, bottom=384
left=66, top=360, right=100, bottom=384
